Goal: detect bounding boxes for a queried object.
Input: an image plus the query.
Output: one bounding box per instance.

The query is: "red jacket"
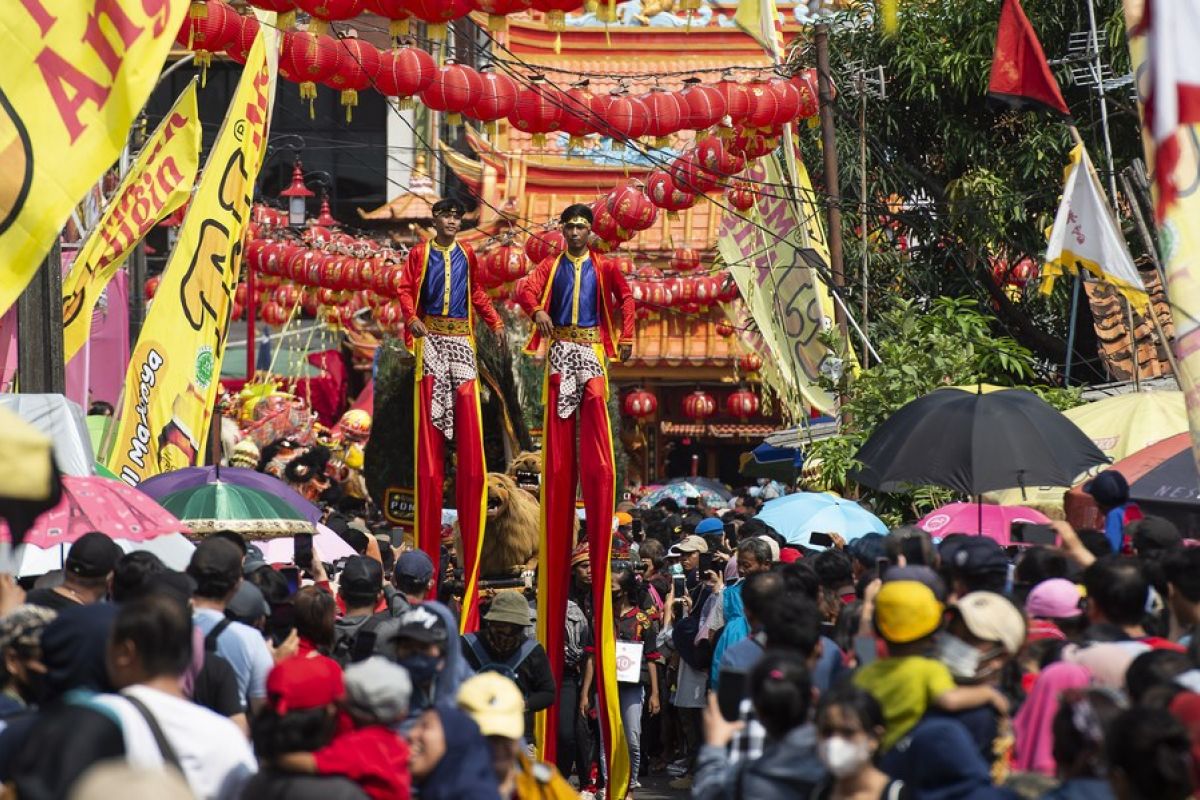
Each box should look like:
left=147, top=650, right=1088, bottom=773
left=514, top=248, right=635, bottom=360
left=395, top=240, right=503, bottom=349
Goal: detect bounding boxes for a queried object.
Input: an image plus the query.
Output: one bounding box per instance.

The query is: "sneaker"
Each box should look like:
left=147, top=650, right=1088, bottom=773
left=669, top=775, right=694, bottom=790
left=667, top=759, right=689, bottom=777
left=629, top=780, right=642, bottom=789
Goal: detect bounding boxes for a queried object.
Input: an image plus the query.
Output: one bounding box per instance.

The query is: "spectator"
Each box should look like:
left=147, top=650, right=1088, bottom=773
left=332, top=557, right=389, bottom=665
left=710, top=537, right=773, bottom=685
left=0, top=604, right=56, bottom=717
left=390, top=550, right=435, bottom=614
left=1161, top=548, right=1200, bottom=644
left=939, top=537, right=1009, bottom=597
left=846, top=533, right=887, bottom=582
left=812, top=685, right=907, bottom=800
left=1107, top=707, right=1193, bottom=800
left=558, top=544, right=594, bottom=787
left=188, top=537, right=280, bottom=713
left=1082, top=558, right=1182, bottom=650
left=408, top=706, right=502, bottom=800
left=1012, top=662, right=1093, bottom=776
left=386, top=604, right=466, bottom=722
left=812, top=548, right=856, bottom=607
left=461, top=592, right=555, bottom=737
left=1025, top=579, right=1086, bottom=643
left=638, top=539, right=670, bottom=607
left=226, top=581, right=270, bottom=629
left=881, top=715, right=1017, bottom=799
left=885, top=526, right=937, bottom=570
left=293, top=586, right=337, bottom=658
left=693, top=651, right=826, bottom=799
left=1127, top=516, right=1182, bottom=559
left=1124, top=649, right=1191, bottom=706
left=1039, top=688, right=1122, bottom=800
left=457, top=672, right=576, bottom=799
left=1083, top=470, right=1141, bottom=554
left=69, top=762, right=193, bottom=800
left=95, top=595, right=257, bottom=799
left=1013, top=548, right=1071, bottom=604
left=26, top=532, right=121, bottom=611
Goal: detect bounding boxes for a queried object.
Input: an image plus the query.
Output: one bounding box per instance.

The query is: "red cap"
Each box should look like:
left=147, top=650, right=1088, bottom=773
left=778, top=547, right=803, bottom=564
left=267, top=655, right=345, bottom=714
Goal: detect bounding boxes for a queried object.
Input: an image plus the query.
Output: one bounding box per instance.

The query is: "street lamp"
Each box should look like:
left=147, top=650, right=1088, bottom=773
left=279, top=161, right=314, bottom=227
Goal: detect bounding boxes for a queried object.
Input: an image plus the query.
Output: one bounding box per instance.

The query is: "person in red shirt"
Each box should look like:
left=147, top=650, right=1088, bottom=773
left=395, top=197, right=503, bottom=632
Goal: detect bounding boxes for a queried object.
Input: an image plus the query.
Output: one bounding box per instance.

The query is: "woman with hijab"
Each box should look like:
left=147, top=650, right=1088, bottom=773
left=408, top=706, right=501, bottom=800
left=1012, top=662, right=1092, bottom=776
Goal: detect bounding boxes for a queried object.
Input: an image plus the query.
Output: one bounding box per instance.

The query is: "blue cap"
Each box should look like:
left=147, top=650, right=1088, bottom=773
left=395, top=550, right=434, bottom=585
left=695, top=518, right=724, bottom=536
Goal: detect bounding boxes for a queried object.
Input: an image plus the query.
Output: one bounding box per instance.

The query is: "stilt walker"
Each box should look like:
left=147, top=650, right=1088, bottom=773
left=517, top=204, right=635, bottom=794
left=397, top=198, right=503, bottom=633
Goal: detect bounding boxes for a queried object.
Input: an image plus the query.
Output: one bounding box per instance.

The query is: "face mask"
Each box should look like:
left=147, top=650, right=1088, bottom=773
left=818, top=736, right=873, bottom=778
left=399, top=654, right=442, bottom=686
left=483, top=626, right=524, bottom=658
left=936, top=633, right=985, bottom=680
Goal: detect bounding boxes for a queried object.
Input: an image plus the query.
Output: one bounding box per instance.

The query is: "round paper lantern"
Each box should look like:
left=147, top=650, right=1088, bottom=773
left=529, top=0, right=583, bottom=31
left=1008, top=257, right=1038, bottom=286
left=280, top=31, right=342, bottom=102
left=491, top=243, right=530, bottom=283
left=590, top=201, right=629, bottom=244
left=318, top=256, right=347, bottom=291
left=640, top=88, right=683, bottom=148
left=727, top=183, right=755, bottom=211
left=404, top=0, right=470, bottom=42
left=715, top=321, right=735, bottom=337
left=607, top=183, right=658, bottom=232
left=326, top=37, right=382, bottom=122
left=478, top=250, right=504, bottom=290
left=524, top=230, right=565, bottom=264
left=766, top=78, right=802, bottom=127
left=738, top=352, right=764, bottom=373
left=613, top=254, right=635, bottom=274
left=646, top=169, right=699, bottom=216
left=144, top=275, right=161, bottom=301
left=695, top=134, right=730, bottom=177
left=365, top=0, right=412, bottom=39
left=717, top=271, right=739, bottom=302
left=623, top=389, right=658, bottom=421
left=716, top=76, right=750, bottom=127
left=560, top=82, right=603, bottom=148
left=293, top=0, right=366, bottom=34
left=175, top=0, right=238, bottom=75
left=509, top=77, right=563, bottom=147
left=744, top=81, right=780, bottom=129
left=670, top=151, right=719, bottom=194
left=470, top=67, right=519, bottom=127
left=678, top=79, right=727, bottom=131
left=223, top=13, right=261, bottom=65
left=420, top=60, right=482, bottom=126
left=469, top=0, right=532, bottom=30
left=604, top=93, right=649, bottom=150
left=726, top=389, right=760, bottom=420
left=375, top=45, right=436, bottom=108
left=682, top=390, right=716, bottom=421
left=261, top=301, right=289, bottom=326
left=670, top=247, right=701, bottom=272
left=661, top=276, right=683, bottom=307
left=791, top=69, right=819, bottom=119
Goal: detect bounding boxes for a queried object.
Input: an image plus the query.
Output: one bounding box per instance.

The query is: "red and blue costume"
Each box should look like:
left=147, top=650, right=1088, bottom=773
left=397, top=239, right=502, bottom=633
left=516, top=247, right=634, bottom=783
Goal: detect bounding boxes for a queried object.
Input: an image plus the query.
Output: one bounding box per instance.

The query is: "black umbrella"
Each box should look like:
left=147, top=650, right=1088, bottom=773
left=851, top=388, right=1108, bottom=496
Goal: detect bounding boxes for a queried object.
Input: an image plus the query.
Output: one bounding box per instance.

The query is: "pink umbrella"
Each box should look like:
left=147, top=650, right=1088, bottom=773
left=0, top=476, right=189, bottom=548
left=917, top=502, right=1051, bottom=546
left=254, top=523, right=357, bottom=564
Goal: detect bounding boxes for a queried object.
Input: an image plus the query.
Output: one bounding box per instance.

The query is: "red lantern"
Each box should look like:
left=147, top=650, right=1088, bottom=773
left=647, top=281, right=668, bottom=310
left=766, top=78, right=802, bottom=127
left=144, top=275, right=161, bottom=301
left=791, top=69, right=819, bottom=119
left=695, top=275, right=721, bottom=305
left=727, top=183, right=755, bottom=211
left=682, top=390, right=717, bottom=421
left=695, top=134, right=729, bottom=177
left=717, top=271, right=739, bottom=302
left=469, top=0, right=532, bottom=31
left=646, top=170, right=699, bottom=216
left=613, top=254, right=635, bottom=274
left=326, top=37, right=381, bottom=122
left=716, top=76, right=750, bottom=127
left=280, top=31, right=343, bottom=102
left=246, top=0, right=296, bottom=28
left=744, top=82, right=780, bottom=129
left=491, top=244, right=530, bottom=283
left=509, top=77, right=563, bottom=148
left=726, top=389, right=760, bottom=420
left=715, top=321, right=735, bottom=337
left=478, top=250, right=505, bottom=290
left=591, top=202, right=629, bottom=244
left=640, top=88, right=683, bottom=148
left=1008, top=257, right=1039, bottom=286
left=365, top=0, right=411, bottom=40
left=319, top=256, right=347, bottom=291
left=529, top=0, right=583, bottom=31
left=670, top=247, right=701, bottom=272
left=560, top=82, right=603, bottom=148
left=223, top=13, right=261, bottom=65
left=604, top=93, right=649, bottom=150
left=293, top=0, right=365, bottom=34
left=375, top=45, right=436, bottom=108
left=739, top=353, right=764, bottom=373
left=261, top=301, right=289, bottom=326
left=470, top=67, right=519, bottom=126
left=607, top=183, right=658, bottom=232
left=175, top=0, right=238, bottom=76
left=404, top=0, right=470, bottom=41
left=623, top=389, right=658, bottom=421
left=677, top=79, right=727, bottom=131
left=420, top=60, right=482, bottom=126
left=671, top=151, right=719, bottom=194
left=524, top=230, right=566, bottom=264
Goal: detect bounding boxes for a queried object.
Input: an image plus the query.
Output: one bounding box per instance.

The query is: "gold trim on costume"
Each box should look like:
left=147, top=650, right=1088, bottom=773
left=552, top=324, right=600, bottom=343
left=423, top=315, right=472, bottom=336
left=564, top=215, right=590, bottom=225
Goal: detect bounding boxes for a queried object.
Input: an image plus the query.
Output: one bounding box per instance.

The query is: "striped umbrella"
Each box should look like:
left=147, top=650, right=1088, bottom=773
left=157, top=480, right=314, bottom=540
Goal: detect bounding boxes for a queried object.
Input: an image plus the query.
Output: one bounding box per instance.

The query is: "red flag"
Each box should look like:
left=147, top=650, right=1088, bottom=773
left=987, top=0, right=1071, bottom=117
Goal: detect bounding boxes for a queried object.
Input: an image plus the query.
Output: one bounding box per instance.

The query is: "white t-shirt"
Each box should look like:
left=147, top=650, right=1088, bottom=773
left=93, top=684, right=257, bottom=800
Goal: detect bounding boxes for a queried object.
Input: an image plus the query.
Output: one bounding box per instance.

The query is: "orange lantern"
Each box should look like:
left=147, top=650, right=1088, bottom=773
left=682, top=390, right=717, bottom=421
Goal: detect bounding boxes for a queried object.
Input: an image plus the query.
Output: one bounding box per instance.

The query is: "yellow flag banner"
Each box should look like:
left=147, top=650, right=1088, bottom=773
left=108, top=33, right=272, bottom=486
left=62, top=81, right=201, bottom=361
left=0, top=0, right=189, bottom=317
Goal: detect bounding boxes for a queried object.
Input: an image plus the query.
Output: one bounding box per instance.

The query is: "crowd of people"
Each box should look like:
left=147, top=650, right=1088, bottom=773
left=1, top=469, right=1200, bottom=800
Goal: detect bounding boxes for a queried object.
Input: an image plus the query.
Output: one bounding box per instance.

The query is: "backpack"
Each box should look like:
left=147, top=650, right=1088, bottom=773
left=331, top=614, right=390, bottom=666
left=672, top=585, right=714, bottom=672
left=463, top=633, right=538, bottom=682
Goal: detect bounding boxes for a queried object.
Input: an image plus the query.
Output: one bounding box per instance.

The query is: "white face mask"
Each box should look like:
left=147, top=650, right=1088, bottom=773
left=936, top=632, right=984, bottom=680
left=818, top=736, right=873, bottom=778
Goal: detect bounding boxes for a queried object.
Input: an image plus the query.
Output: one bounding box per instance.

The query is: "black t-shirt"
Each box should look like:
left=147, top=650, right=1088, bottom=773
left=239, top=771, right=370, bottom=800
left=6, top=703, right=125, bottom=800
left=24, top=587, right=82, bottom=613
left=194, top=651, right=245, bottom=716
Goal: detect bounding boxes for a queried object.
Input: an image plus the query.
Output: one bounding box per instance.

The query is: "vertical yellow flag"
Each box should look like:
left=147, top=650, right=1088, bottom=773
left=108, top=33, right=273, bottom=486
left=62, top=81, right=202, bottom=361
left=0, top=0, right=189, bottom=316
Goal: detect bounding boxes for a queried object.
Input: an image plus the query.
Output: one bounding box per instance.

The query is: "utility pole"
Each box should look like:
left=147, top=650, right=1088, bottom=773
left=814, top=23, right=848, bottom=346
left=17, top=243, right=65, bottom=394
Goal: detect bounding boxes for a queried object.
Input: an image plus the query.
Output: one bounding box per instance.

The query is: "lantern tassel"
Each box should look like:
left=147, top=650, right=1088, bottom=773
left=196, top=51, right=212, bottom=89
left=568, top=135, right=585, bottom=149
left=428, top=23, right=447, bottom=42
left=488, top=13, right=507, bottom=31
left=655, top=136, right=669, bottom=148
left=554, top=31, right=561, bottom=54
left=279, top=9, right=296, bottom=29
left=532, top=133, right=546, bottom=148
left=447, top=112, right=462, bottom=126
left=341, top=90, right=358, bottom=123
left=399, top=97, right=414, bottom=110
left=309, top=19, right=330, bottom=36
left=548, top=10, right=566, bottom=30
left=389, top=18, right=410, bottom=39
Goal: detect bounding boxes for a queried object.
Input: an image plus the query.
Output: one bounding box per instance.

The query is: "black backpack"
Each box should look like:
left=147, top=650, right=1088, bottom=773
left=331, top=614, right=390, bottom=666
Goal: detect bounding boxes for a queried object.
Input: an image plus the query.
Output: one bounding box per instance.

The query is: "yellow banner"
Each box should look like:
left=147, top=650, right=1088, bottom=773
left=108, top=33, right=273, bottom=486
left=0, top=0, right=189, bottom=317
left=62, top=81, right=201, bottom=361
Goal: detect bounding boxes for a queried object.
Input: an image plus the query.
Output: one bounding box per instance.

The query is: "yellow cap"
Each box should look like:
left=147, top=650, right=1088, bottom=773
left=874, top=581, right=943, bottom=644
left=457, top=673, right=525, bottom=740
left=616, top=512, right=633, bottom=527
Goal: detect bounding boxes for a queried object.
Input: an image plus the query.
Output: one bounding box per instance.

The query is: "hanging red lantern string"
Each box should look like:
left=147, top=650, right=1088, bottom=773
left=695, top=134, right=732, bottom=182
left=420, top=59, right=482, bottom=126
left=468, top=0, right=532, bottom=31
left=646, top=169, right=698, bottom=218
left=279, top=31, right=343, bottom=113
left=604, top=91, right=649, bottom=151
left=669, top=247, right=701, bottom=272
left=591, top=200, right=631, bottom=245
left=726, top=389, right=760, bottom=420
left=559, top=80, right=603, bottom=149
left=375, top=44, right=436, bottom=110
left=469, top=66, right=519, bottom=136
left=509, top=76, right=564, bottom=148
left=365, top=0, right=412, bottom=41
left=677, top=77, right=727, bottom=132
left=717, top=271, right=739, bottom=303
left=743, top=81, right=781, bottom=131
left=175, top=0, right=238, bottom=85
left=327, top=36, right=381, bottom=122
left=715, top=320, right=735, bottom=337
left=404, top=0, right=470, bottom=43
left=791, top=69, right=819, bottom=120
left=223, top=12, right=261, bottom=65
left=524, top=229, right=566, bottom=264
left=606, top=182, right=658, bottom=233
left=715, top=74, right=750, bottom=133
left=766, top=77, right=802, bottom=128
left=293, top=0, right=366, bottom=35
left=670, top=150, right=719, bottom=195
left=640, top=88, right=683, bottom=149
left=738, top=352, right=764, bottom=373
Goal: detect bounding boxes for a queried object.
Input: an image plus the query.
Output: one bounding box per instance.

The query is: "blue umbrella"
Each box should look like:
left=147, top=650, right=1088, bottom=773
left=755, top=492, right=887, bottom=549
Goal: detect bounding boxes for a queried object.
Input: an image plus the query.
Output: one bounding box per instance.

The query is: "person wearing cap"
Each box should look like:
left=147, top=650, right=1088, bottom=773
left=387, top=603, right=464, bottom=725
left=1024, top=578, right=1086, bottom=642
left=461, top=592, right=555, bottom=739
left=1083, top=469, right=1142, bottom=554
left=559, top=543, right=595, bottom=788
left=276, top=657, right=413, bottom=800
left=0, top=604, right=56, bottom=715
left=188, top=537, right=279, bottom=713
left=396, top=196, right=503, bottom=634
left=26, top=531, right=122, bottom=612
left=388, top=550, right=435, bottom=615
left=332, top=557, right=390, bottom=666
left=1128, top=515, right=1183, bottom=558
left=939, top=536, right=1010, bottom=598
left=458, top=673, right=577, bottom=800
left=516, top=203, right=635, bottom=771
left=853, top=580, right=1009, bottom=750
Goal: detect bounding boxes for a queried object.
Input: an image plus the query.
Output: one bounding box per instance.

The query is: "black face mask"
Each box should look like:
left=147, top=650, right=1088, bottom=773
left=482, top=625, right=525, bottom=659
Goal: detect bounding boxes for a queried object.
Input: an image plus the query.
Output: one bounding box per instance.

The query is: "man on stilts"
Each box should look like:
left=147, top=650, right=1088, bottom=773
left=516, top=203, right=635, bottom=796
left=397, top=198, right=503, bottom=633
